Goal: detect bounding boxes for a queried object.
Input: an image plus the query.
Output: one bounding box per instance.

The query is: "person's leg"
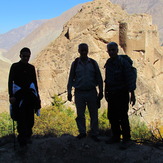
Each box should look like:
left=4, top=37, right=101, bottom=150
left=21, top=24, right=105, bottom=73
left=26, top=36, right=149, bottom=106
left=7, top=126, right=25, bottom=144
left=17, top=97, right=35, bottom=146
left=107, top=93, right=121, bottom=141
left=17, top=108, right=28, bottom=146
left=26, top=107, right=34, bottom=142
left=119, top=92, right=131, bottom=140
left=86, top=89, right=99, bottom=136
left=75, top=90, right=87, bottom=135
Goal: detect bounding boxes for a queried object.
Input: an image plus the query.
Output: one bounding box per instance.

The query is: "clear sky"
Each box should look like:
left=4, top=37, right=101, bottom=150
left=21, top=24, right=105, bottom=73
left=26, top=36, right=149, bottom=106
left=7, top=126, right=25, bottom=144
left=0, top=0, right=91, bottom=34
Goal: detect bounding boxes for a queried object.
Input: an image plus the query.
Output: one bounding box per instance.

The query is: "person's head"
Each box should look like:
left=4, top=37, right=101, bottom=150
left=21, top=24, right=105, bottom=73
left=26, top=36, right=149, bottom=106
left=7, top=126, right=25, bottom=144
left=78, top=43, right=89, bottom=60
left=107, top=42, right=118, bottom=58
left=20, top=47, right=31, bottom=64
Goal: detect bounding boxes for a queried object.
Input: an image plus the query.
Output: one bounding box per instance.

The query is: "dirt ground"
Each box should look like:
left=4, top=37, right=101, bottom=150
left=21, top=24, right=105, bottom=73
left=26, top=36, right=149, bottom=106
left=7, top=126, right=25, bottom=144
left=0, top=134, right=163, bottom=163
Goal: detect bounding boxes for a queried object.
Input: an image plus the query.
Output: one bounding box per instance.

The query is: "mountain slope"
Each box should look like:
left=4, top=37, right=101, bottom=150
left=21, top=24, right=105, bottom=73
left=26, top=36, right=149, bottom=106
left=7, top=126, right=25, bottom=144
left=0, top=20, right=47, bottom=50
left=4, top=4, right=83, bottom=62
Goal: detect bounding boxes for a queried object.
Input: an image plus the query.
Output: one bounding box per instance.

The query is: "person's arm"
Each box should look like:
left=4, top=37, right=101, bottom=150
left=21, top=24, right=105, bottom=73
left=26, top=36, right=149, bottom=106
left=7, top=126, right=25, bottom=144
left=8, top=64, right=16, bottom=104
left=129, top=90, right=136, bottom=106
left=32, top=65, right=41, bottom=108
left=104, top=83, right=109, bottom=102
left=32, top=66, right=39, bottom=94
left=95, top=62, right=103, bottom=100
left=67, top=62, right=75, bottom=101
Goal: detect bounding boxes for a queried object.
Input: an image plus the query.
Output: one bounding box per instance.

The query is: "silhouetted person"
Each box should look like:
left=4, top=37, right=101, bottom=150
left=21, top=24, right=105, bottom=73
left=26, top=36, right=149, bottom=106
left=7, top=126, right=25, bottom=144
left=8, top=47, right=41, bottom=147
left=104, top=42, right=136, bottom=148
left=67, top=43, right=103, bottom=141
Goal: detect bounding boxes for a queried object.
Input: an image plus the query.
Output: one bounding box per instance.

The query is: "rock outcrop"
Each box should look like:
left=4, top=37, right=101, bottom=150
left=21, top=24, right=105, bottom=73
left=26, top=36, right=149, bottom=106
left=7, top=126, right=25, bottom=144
left=34, top=0, right=163, bottom=126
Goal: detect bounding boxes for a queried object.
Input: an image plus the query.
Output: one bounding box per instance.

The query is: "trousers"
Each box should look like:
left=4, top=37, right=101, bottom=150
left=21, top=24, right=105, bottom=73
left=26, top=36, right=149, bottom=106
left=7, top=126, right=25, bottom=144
left=107, top=90, right=131, bottom=140
left=16, top=93, right=35, bottom=145
left=75, top=88, right=98, bottom=136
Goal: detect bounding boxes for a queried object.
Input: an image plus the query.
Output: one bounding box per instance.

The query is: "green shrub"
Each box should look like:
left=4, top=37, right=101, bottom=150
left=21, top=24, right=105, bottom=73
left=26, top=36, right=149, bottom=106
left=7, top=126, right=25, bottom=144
left=0, top=112, right=13, bottom=137
left=33, top=95, right=77, bottom=136
left=130, top=115, right=153, bottom=141
left=98, top=109, right=109, bottom=130
left=33, top=106, right=78, bottom=136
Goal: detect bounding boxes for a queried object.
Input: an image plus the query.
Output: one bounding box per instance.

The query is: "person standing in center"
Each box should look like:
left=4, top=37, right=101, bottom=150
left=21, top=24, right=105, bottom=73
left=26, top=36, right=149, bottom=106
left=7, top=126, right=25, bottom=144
left=67, top=43, right=103, bottom=141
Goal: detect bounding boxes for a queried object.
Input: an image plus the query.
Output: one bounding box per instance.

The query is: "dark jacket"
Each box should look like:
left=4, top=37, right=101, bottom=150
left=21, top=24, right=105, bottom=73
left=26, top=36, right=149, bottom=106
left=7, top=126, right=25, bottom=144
left=8, top=61, right=39, bottom=97
left=104, top=55, right=136, bottom=93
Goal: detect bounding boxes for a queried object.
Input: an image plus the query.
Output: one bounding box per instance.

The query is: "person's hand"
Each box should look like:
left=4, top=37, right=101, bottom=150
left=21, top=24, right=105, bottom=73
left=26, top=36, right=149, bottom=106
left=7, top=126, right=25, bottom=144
left=130, top=91, right=136, bottom=106
left=9, top=97, right=16, bottom=104
left=98, top=92, right=103, bottom=100
left=67, top=93, right=72, bottom=101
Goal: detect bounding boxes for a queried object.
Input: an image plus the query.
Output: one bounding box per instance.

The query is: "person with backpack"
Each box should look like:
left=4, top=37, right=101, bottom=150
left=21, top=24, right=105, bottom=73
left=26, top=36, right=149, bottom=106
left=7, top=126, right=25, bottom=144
left=104, top=42, right=136, bottom=148
left=67, top=43, right=103, bottom=141
left=8, top=47, right=41, bottom=147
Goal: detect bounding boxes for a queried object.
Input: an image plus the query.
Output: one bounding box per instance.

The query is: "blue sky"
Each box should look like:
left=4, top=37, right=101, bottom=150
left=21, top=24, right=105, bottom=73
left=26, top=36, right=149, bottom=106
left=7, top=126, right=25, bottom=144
left=0, top=0, right=91, bottom=34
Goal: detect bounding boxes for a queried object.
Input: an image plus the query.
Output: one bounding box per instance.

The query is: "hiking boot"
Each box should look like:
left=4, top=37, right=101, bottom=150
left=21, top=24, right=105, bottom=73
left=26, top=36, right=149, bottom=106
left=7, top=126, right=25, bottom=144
left=76, top=133, right=86, bottom=139
left=105, top=137, right=120, bottom=144
left=119, top=139, right=133, bottom=150
left=91, top=135, right=100, bottom=142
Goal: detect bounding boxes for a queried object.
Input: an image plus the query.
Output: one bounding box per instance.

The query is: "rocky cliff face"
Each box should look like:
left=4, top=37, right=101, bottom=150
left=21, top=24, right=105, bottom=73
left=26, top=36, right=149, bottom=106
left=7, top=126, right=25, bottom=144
left=34, top=0, right=163, bottom=126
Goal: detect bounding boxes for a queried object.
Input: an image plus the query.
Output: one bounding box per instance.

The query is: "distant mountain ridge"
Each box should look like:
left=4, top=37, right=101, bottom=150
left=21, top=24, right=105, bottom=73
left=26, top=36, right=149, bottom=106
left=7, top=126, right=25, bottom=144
left=0, top=20, right=48, bottom=50
left=3, top=4, right=83, bottom=62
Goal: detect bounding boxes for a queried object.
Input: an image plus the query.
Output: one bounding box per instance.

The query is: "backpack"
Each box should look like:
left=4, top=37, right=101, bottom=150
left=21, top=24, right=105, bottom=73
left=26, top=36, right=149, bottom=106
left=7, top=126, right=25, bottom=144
left=119, top=55, right=137, bottom=83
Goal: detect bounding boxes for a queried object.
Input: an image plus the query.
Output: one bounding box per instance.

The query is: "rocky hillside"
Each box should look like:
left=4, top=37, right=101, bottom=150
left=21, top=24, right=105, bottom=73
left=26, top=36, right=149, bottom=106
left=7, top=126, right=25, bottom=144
left=33, top=0, right=163, bottom=126
left=0, top=59, right=10, bottom=91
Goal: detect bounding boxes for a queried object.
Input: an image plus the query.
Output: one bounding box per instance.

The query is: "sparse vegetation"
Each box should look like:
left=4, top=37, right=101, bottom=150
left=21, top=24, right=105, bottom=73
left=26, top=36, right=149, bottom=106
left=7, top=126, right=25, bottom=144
left=0, top=95, right=162, bottom=144
left=130, top=115, right=153, bottom=141
left=0, top=112, right=13, bottom=137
